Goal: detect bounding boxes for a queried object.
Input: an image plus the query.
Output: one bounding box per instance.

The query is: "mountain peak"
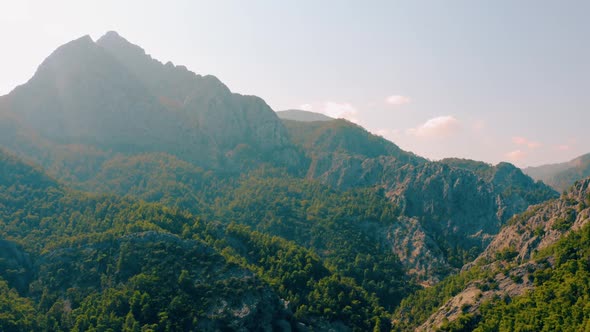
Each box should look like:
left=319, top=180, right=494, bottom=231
left=51, top=34, right=95, bottom=55
left=101, top=30, right=122, bottom=39
left=97, top=30, right=146, bottom=57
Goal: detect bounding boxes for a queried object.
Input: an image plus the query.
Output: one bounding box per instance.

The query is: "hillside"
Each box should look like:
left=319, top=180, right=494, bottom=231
left=525, top=152, right=590, bottom=192
left=0, top=149, right=396, bottom=331
left=0, top=32, right=300, bottom=174
left=393, top=177, right=590, bottom=331
left=0, top=33, right=556, bottom=287
left=285, top=121, right=558, bottom=282
left=0, top=32, right=568, bottom=331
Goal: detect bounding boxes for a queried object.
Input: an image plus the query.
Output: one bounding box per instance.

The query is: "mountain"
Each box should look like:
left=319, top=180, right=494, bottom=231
left=0, top=32, right=566, bottom=329
left=284, top=121, right=558, bottom=283
left=0, top=28, right=556, bottom=285
left=0, top=32, right=299, bottom=173
left=0, top=148, right=398, bottom=331
left=525, top=152, right=590, bottom=192
left=276, top=109, right=334, bottom=122
left=393, top=177, right=590, bottom=331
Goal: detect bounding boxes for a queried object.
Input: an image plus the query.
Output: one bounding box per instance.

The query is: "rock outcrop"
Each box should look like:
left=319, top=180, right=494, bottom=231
left=0, top=32, right=299, bottom=171
left=417, top=177, right=590, bottom=330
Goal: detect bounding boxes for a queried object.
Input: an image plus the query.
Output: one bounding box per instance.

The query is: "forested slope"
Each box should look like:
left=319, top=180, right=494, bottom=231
left=0, top=150, right=393, bottom=331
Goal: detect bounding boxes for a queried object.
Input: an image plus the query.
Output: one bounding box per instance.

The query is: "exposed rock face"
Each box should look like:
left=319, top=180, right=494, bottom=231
left=525, top=152, right=590, bottom=192
left=283, top=120, right=557, bottom=283
left=418, top=178, right=590, bottom=330
left=417, top=259, right=549, bottom=332
left=387, top=217, right=452, bottom=283
left=470, top=177, right=590, bottom=266
left=0, top=32, right=297, bottom=171
left=96, top=31, right=291, bottom=152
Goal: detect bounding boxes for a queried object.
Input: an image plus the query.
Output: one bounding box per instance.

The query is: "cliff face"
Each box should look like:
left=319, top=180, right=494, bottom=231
left=284, top=120, right=558, bottom=283
left=472, top=177, right=590, bottom=266
left=97, top=31, right=292, bottom=152
left=0, top=32, right=297, bottom=171
left=416, top=178, right=590, bottom=330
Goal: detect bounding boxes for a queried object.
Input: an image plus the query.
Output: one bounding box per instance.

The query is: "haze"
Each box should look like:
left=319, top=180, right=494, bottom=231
left=1, top=0, right=588, bottom=167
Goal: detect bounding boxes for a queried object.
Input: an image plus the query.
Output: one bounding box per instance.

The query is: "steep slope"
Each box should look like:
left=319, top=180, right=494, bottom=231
left=284, top=120, right=558, bottom=283
left=0, top=32, right=299, bottom=174
left=0, top=32, right=559, bottom=290
left=525, top=152, right=590, bottom=192
left=96, top=31, right=292, bottom=156
left=277, top=109, right=334, bottom=122
left=0, top=149, right=392, bottom=331
left=394, top=177, right=590, bottom=331
left=441, top=158, right=558, bottom=216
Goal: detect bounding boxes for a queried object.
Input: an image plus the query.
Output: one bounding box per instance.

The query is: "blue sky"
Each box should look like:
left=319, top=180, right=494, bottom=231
left=1, top=0, right=588, bottom=167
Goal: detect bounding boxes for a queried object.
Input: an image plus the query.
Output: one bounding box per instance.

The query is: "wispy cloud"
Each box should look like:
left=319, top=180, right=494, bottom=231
left=554, top=138, right=577, bottom=152
left=385, top=95, right=411, bottom=106
left=322, top=102, right=359, bottom=123
left=505, top=149, right=526, bottom=162
left=374, top=128, right=401, bottom=139
left=407, top=115, right=460, bottom=138
left=296, top=101, right=359, bottom=123
left=512, top=136, right=541, bottom=149
left=299, top=104, right=313, bottom=111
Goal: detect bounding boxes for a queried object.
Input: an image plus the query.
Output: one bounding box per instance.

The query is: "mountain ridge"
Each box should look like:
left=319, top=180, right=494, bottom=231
left=525, top=152, right=590, bottom=192
left=0, top=32, right=562, bottom=314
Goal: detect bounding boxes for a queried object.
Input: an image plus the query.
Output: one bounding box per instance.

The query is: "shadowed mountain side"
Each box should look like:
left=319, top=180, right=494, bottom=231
left=284, top=121, right=558, bottom=282
left=0, top=32, right=301, bottom=172
left=394, top=177, right=590, bottom=331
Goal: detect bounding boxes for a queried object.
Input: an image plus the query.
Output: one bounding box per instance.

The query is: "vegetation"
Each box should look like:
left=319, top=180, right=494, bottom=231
left=472, top=223, right=590, bottom=331
left=0, top=150, right=395, bottom=330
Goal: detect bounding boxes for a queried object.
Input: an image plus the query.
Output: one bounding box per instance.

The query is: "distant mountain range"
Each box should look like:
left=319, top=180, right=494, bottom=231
left=525, top=152, right=590, bottom=192
left=0, top=32, right=577, bottom=331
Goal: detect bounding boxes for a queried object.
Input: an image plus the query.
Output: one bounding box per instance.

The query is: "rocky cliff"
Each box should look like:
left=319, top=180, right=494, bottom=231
left=415, top=177, right=590, bottom=330
left=284, top=120, right=558, bottom=283
left=0, top=32, right=298, bottom=172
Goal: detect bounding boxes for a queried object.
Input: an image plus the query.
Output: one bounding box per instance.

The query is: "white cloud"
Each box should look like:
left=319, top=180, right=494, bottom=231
left=385, top=95, right=411, bottom=106
left=318, top=101, right=359, bottom=124
left=299, top=104, right=313, bottom=111
left=373, top=128, right=402, bottom=143
left=505, top=149, right=526, bottom=162
left=375, top=129, right=390, bottom=137
left=512, top=136, right=541, bottom=149
left=554, top=138, right=577, bottom=151
left=295, top=101, right=359, bottom=123
left=407, top=115, right=460, bottom=138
